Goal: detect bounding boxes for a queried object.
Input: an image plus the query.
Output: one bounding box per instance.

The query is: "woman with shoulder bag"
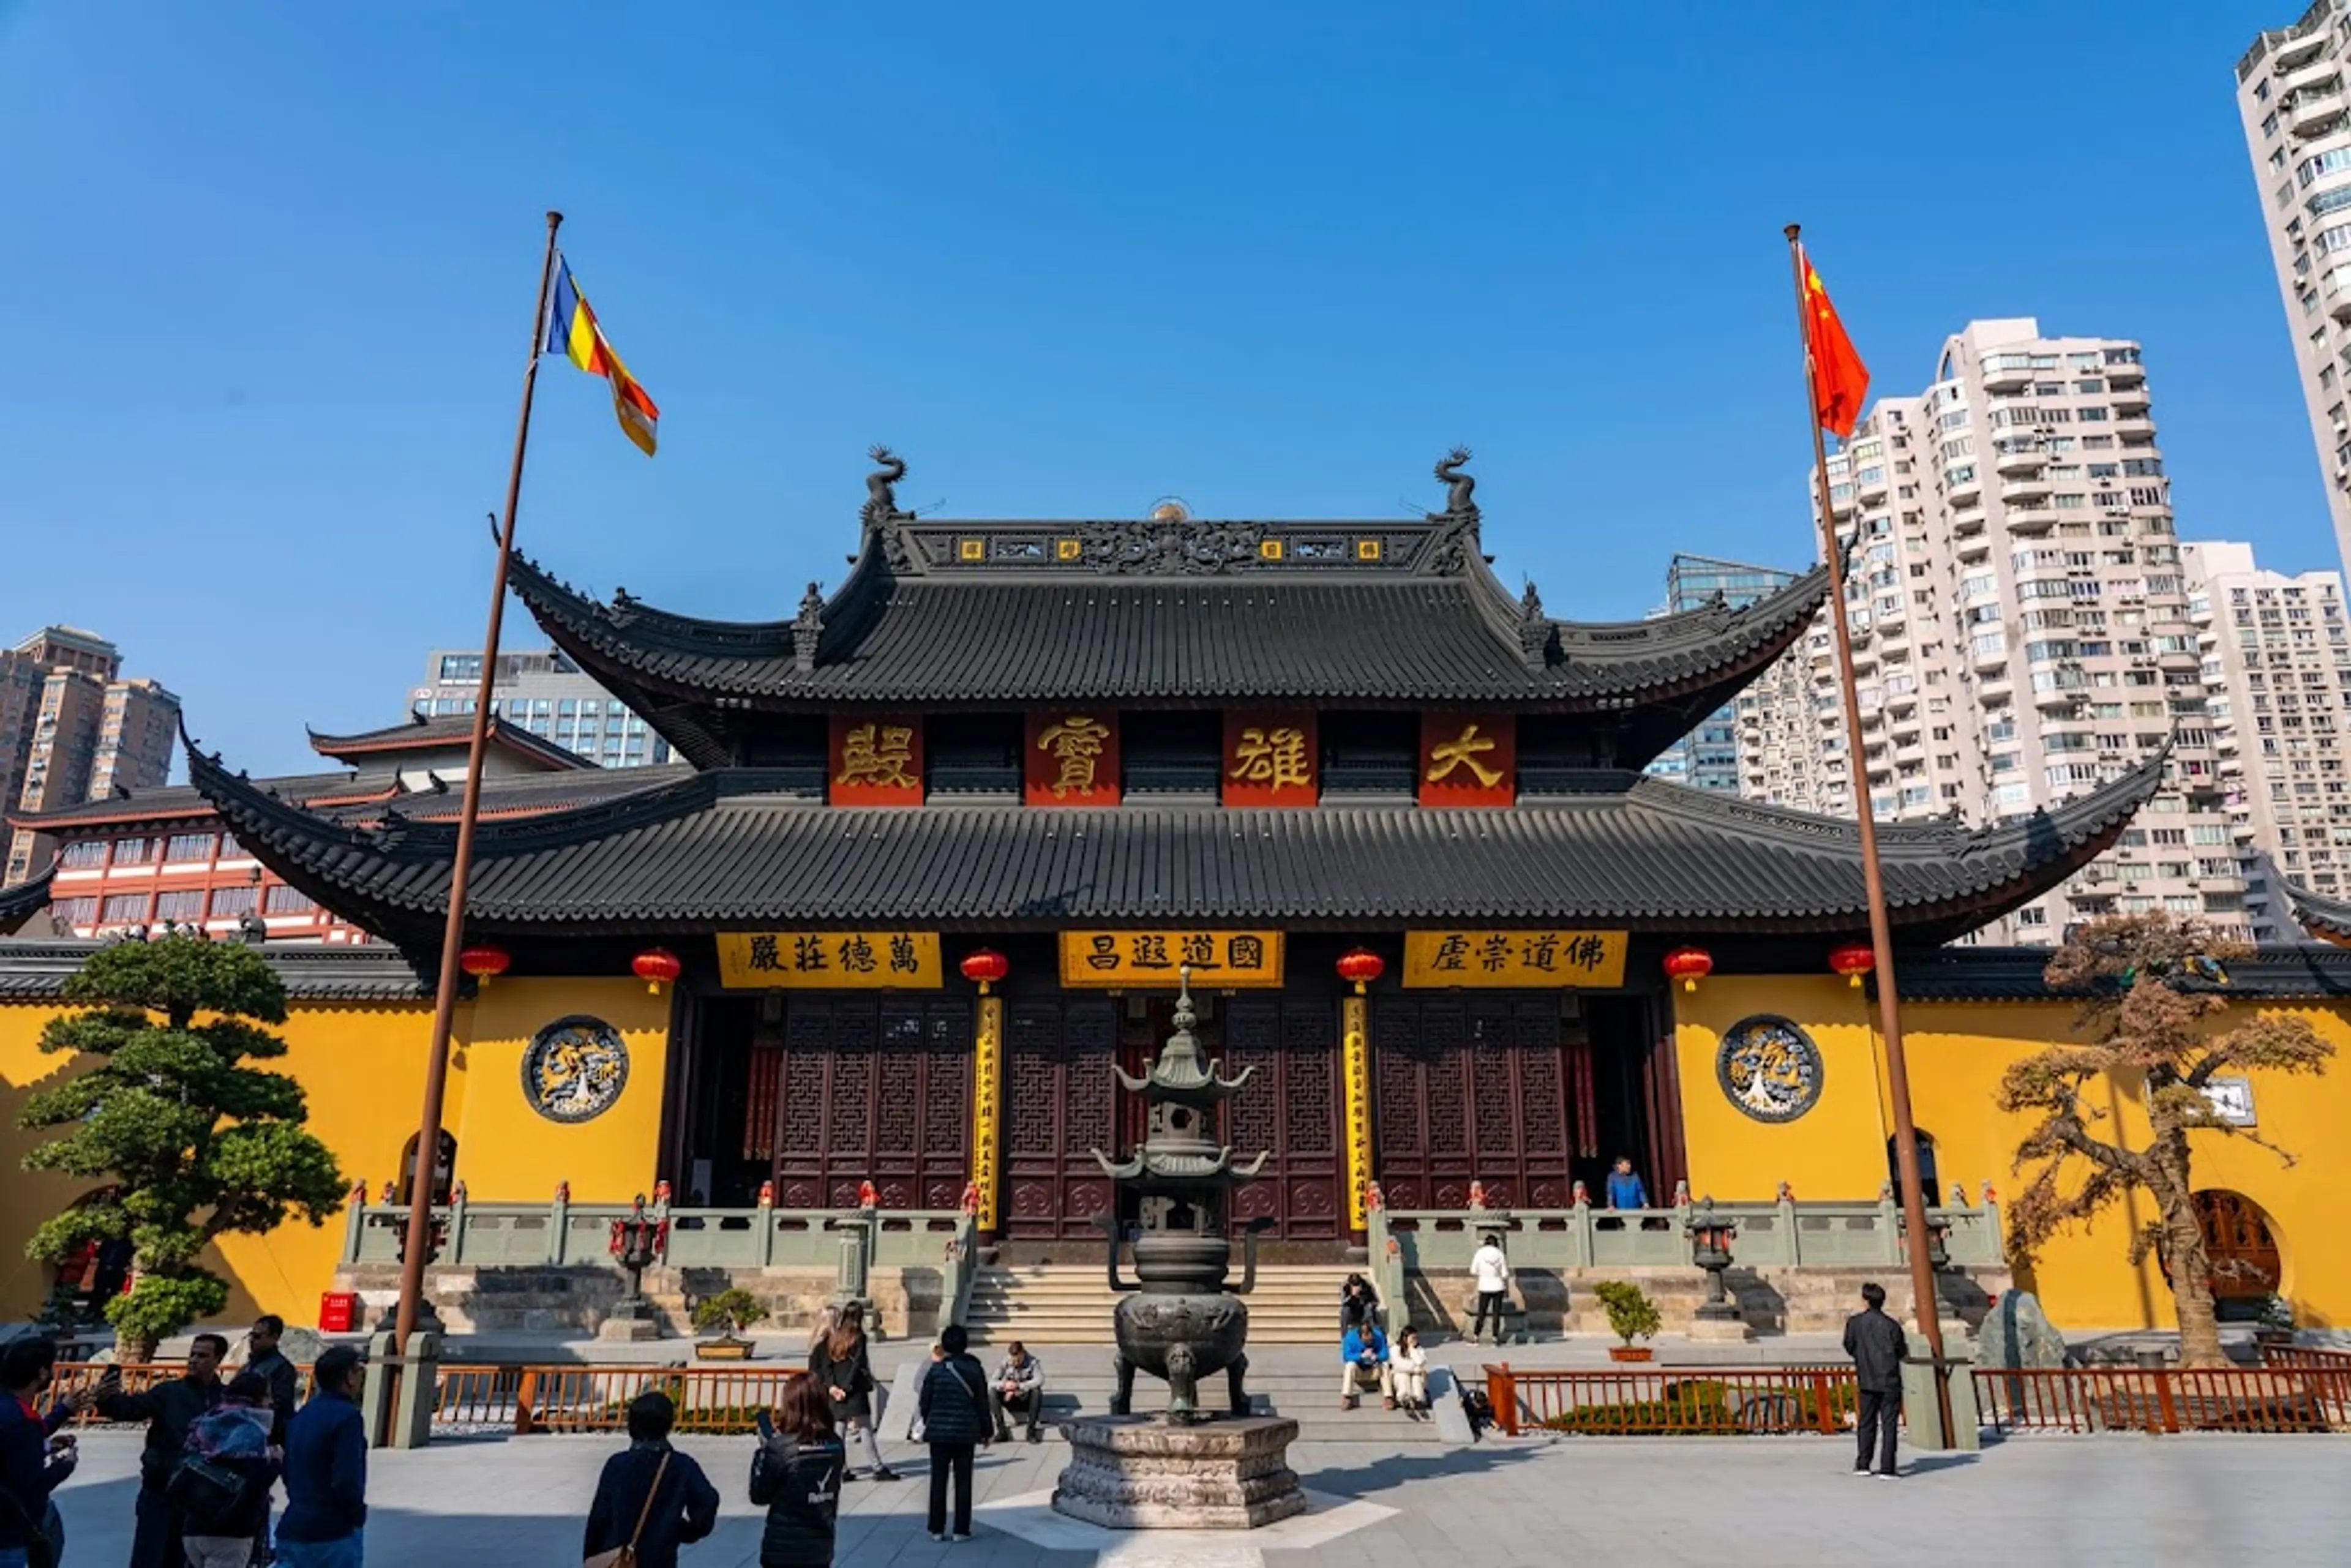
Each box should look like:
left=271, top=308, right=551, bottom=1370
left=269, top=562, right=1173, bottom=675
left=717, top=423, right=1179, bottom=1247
left=916, top=1325, right=992, bottom=1544
left=747, top=1375, right=846, bottom=1568
left=806, top=1309, right=895, bottom=1483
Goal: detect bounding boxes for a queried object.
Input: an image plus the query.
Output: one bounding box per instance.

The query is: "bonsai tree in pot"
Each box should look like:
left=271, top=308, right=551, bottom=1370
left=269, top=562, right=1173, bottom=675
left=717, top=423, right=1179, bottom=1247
left=690, top=1287, right=768, bottom=1360
left=1592, top=1280, right=1662, bottom=1362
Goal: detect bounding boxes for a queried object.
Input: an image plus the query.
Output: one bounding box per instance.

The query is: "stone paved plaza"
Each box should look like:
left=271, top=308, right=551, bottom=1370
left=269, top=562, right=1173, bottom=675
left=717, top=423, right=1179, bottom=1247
left=45, top=1424, right=2351, bottom=1567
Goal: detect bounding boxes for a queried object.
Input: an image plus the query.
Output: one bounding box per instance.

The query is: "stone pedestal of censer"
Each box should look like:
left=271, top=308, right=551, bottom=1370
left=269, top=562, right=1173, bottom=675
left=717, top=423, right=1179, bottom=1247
left=1049, top=968, right=1308, bottom=1530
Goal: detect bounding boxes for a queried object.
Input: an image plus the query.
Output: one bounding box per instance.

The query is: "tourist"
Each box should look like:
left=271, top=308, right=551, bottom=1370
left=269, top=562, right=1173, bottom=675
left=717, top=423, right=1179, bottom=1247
left=1340, top=1320, right=1393, bottom=1410
left=804, top=1304, right=838, bottom=1362
left=0, top=1337, right=78, bottom=1568
left=1338, top=1274, right=1381, bottom=1332
left=1467, top=1232, right=1512, bottom=1346
left=916, top=1325, right=991, bottom=1544
left=748, top=1373, right=846, bottom=1568
left=807, top=1307, right=896, bottom=1482
left=989, top=1342, right=1046, bottom=1444
left=1843, top=1281, right=1908, bottom=1479
left=244, top=1314, right=300, bottom=1563
left=96, top=1332, right=228, bottom=1568
left=582, top=1390, right=719, bottom=1568
left=1389, top=1327, right=1430, bottom=1414
left=177, top=1373, right=282, bottom=1568
left=1605, top=1157, right=1649, bottom=1211
left=272, top=1346, right=366, bottom=1567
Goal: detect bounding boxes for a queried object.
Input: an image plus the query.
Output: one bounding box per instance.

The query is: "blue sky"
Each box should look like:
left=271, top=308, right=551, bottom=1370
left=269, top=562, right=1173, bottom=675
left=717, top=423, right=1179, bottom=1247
left=0, top=2, right=2320, bottom=775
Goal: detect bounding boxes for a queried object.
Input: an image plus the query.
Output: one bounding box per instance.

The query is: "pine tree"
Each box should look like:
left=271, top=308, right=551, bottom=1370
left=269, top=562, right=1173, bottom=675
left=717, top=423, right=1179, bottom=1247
left=19, top=934, right=348, bottom=1360
left=1997, top=914, right=2331, bottom=1367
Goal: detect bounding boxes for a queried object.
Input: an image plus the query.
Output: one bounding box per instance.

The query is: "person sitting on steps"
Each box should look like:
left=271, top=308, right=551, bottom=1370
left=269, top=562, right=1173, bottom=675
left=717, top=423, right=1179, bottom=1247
left=1340, top=1321, right=1394, bottom=1411
left=990, top=1343, right=1046, bottom=1444
left=1389, top=1326, right=1431, bottom=1415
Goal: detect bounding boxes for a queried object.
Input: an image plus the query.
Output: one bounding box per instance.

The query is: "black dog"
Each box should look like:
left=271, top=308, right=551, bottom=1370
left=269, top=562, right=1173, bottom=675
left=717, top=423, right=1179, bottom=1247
left=1458, top=1382, right=1496, bottom=1440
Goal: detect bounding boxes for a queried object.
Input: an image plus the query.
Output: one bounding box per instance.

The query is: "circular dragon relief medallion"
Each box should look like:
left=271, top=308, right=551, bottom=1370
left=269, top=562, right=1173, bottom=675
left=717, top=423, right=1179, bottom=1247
left=520, top=1016, right=630, bottom=1123
left=1715, top=1015, right=1824, bottom=1124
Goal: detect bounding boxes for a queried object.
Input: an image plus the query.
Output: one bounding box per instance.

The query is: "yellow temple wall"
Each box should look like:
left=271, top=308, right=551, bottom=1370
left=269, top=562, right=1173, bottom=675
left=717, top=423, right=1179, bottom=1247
left=0, top=977, right=671, bottom=1324
left=449, top=977, right=672, bottom=1206
left=1673, top=975, right=2351, bottom=1334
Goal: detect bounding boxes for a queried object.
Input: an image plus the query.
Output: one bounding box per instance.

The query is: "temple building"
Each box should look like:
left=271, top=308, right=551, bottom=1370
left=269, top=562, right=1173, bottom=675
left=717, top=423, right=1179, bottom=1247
left=4, top=454, right=2349, bottom=1337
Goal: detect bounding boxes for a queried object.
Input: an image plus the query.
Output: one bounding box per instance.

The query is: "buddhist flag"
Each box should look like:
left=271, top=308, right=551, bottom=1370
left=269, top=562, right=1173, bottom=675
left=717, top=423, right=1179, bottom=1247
left=1798, top=246, right=1869, bottom=440
left=543, top=257, right=659, bottom=456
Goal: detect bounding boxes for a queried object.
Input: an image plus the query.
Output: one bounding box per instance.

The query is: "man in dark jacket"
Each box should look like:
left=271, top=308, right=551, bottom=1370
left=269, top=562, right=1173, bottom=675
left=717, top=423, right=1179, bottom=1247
left=274, top=1346, right=367, bottom=1567
left=246, top=1314, right=301, bottom=1564
left=0, top=1338, right=78, bottom=1568
left=583, top=1392, right=718, bottom=1568
left=96, top=1332, right=228, bottom=1568
left=1843, top=1281, right=1908, bottom=1478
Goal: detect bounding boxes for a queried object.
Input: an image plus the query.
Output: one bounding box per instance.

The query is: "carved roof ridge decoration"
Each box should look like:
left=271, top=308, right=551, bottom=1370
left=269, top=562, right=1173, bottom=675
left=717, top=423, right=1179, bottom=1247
left=186, top=746, right=2160, bottom=948
left=2285, top=878, right=2351, bottom=945
left=0, top=865, right=57, bottom=936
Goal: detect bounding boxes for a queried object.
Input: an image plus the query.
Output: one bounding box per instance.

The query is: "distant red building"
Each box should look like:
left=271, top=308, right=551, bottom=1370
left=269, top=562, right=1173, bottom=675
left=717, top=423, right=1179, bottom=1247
left=4, top=716, right=674, bottom=943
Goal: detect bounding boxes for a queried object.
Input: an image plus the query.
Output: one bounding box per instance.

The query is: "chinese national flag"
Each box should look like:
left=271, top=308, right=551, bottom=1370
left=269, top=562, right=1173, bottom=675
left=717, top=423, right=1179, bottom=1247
left=1799, top=246, right=1869, bottom=440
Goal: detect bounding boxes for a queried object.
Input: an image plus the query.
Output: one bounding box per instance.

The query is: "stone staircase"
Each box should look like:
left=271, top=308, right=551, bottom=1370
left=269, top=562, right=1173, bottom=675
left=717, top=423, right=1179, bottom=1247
left=965, top=1264, right=1359, bottom=1347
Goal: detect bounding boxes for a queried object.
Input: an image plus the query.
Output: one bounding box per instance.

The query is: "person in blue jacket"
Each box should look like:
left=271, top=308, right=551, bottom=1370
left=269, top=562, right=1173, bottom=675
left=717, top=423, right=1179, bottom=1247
left=0, top=1338, right=78, bottom=1568
left=1606, top=1157, right=1650, bottom=1210
left=274, top=1348, right=367, bottom=1567
left=1340, top=1322, right=1393, bottom=1410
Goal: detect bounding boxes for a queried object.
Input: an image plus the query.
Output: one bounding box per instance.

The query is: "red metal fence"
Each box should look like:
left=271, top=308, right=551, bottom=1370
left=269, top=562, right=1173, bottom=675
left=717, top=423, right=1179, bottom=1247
left=1485, top=1349, right=2351, bottom=1439
left=1483, top=1365, right=1858, bottom=1436
left=57, top=1362, right=805, bottom=1436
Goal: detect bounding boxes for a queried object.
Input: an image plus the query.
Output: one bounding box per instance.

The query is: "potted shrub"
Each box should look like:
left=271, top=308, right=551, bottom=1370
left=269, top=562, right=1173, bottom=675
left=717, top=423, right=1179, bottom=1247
left=691, top=1287, right=768, bottom=1360
left=1592, top=1280, right=1661, bottom=1363
left=2254, top=1293, right=2295, bottom=1349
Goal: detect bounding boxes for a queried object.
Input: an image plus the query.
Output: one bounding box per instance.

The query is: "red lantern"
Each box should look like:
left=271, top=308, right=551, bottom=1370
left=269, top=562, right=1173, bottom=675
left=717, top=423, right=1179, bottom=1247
left=1828, top=942, right=1875, bottom=988
left=960, top=948, right=1010, bottom=994
left=459, top=944, right=510, bottom=985
left=1663, top=946, right=1714, bottom=992
left=632, top=947, right=681, bottom=994
left=1335, top=947, right=1385, bottom=994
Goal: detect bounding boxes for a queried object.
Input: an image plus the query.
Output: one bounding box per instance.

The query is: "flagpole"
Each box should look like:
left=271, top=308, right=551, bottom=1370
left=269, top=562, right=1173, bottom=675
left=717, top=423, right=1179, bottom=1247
left=1782, top=223, right=1955, bottom=1444
left=390, top=209, right=564, bottom=1381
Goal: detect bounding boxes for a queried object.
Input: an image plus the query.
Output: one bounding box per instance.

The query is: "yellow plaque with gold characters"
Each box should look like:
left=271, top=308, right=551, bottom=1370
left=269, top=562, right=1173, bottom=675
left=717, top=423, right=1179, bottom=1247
left=1058, top=931, right=1285, bottom=988
left=717, top=932, right=943, bottom=989
left=1402, top=929, right=1627, bottom=989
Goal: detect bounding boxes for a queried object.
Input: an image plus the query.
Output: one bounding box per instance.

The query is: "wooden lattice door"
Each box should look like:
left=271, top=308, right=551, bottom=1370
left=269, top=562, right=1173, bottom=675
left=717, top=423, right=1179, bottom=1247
left=1221, top=997, right=1343, bottom=1241
left=1372, top=995, right=1572, bottom=1210
left=1002, top=999, right=1118, bottom=1239
left=2195, top=1190, right=2283, bottom=1299
left=772, top=997, right=970, bottom=1210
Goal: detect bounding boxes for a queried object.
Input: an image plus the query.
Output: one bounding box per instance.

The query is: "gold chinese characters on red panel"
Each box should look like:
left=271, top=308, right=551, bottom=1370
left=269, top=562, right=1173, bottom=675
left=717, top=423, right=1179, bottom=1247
left=829, top=714, right=924, bottom=806
left=1024, top=711, right=1121, bottom=805
left=1418, top=711, right=1515, bottom=807
left=1222, top=711, right=1318, bottom=807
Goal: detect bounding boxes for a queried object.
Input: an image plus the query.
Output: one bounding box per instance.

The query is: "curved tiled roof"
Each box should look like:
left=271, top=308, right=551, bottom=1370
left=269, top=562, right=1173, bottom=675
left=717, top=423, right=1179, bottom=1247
left=187, top=740, right=2165, bottom=948
left=307, top=715, right=594, bottom=772
left=2286, top=880, right=2351, bottom=947
left=0, top=866, right=56, bottom=936
left=508, top=513, right=1831, bottom=768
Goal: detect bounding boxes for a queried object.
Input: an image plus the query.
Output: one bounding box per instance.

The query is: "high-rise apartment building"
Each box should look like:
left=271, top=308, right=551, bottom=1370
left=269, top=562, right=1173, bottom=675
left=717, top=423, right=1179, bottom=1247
left=410, top=648, right=671, bottom=768
left=0, top=628, right=181, bottom=885
left=2184, top=541, right=2351, bottom=942
left=2237, top=2, right=2351, bottom=572
left=1645, top=555, right=1800, bottom=792
left=1740, top=318, right=2219, bottom=943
